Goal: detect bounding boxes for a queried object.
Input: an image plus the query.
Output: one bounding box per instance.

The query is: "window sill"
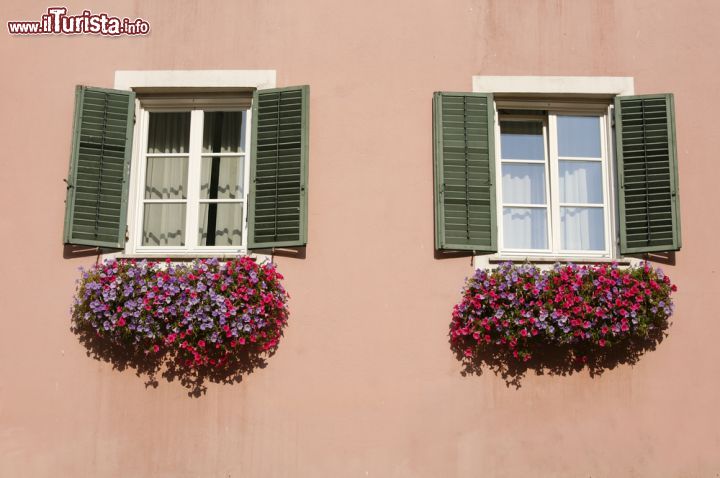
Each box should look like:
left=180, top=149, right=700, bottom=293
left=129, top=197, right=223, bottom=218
left=488, top=255, right=632, bottom=265
left=105, top=250, right=271, bottom=263
left=474, top=254, right=640, bottom=269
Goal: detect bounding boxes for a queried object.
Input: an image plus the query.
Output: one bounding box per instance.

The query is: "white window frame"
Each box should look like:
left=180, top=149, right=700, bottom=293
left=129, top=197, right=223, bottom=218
left=112, top=70, right=276, bottom=259
left=472, top=76, right=637, bottom=268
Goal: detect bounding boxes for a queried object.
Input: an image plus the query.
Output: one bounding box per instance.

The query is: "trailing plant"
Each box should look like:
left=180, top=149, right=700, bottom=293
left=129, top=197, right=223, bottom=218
left=450, top=262, right=676, bottom=362
left=72, top=257, right=288, bottom=369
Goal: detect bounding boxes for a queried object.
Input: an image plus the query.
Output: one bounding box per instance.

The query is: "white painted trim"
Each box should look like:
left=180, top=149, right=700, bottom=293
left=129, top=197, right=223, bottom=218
left=113, top=69, right=273, bottom=263
left=472, top=76, right=634, bottom=96
left=114, top=70, right=277, bottom=91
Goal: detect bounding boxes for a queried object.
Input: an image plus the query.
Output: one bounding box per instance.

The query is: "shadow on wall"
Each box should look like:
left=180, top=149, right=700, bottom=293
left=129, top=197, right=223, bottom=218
left=72, top=324, right=273, bottom=398
left=450, top=325, right=670, bottom=389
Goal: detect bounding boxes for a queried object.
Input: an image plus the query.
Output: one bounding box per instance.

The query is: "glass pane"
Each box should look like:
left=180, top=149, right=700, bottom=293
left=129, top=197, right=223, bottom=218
left=145, top=157, right=188, bottom=199
left=200, top=157, right=244, bottom=199
left=559, top=160, right=603, bottom=204
left=147, top=112, right=190, bottom=154
left=502, top=163, right=546, bottom=204
left=502, top=207, right=548, bottom=250
left=202, top=111, right=246, bottom=153
left=500, top=121, right=544, bottom=160
left=557, top=116, right=601, bottom=158
left=561, top=207, right=605, bottom=251
left=198, top=203, right=243, bottom=246
left=142, top=204, right=186, bottom=246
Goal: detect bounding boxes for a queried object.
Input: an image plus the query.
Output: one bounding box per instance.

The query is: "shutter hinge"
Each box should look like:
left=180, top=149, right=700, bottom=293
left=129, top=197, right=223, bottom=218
left=63, top=178, right=73, bottom=189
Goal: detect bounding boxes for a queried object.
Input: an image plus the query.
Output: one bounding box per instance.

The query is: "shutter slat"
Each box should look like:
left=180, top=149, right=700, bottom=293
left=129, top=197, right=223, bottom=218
left=64, top=86, right=135, bottom=248
left=248, top=85, right=309, bottom=249
left=616, top=93, right=681, bottom=254
left=433, top=92, right=497, bottom=252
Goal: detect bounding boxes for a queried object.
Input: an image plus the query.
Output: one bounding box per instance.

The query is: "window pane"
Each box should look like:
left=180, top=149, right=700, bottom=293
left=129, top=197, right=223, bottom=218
left=142, top=204, right=186, bottom=246
left=500, top=121, right=544, bottom=160
left=145, top=157, right=188, bottom=199
left=147, top=112, right=190, bottom=154
left=502, top=207, right=548, bottom=249
left=559, top=160, right=603, bottom=204
left=502, top=163, right=546, bottom=204
left=200, top=157, right=244, bottom=199
left=202, top=111, right=246, bottom=153
left=198, top=203, right=243, bottom=246
left=557, top=116, right=601, bottom=157
left=561, top=207, right=605, bottom=251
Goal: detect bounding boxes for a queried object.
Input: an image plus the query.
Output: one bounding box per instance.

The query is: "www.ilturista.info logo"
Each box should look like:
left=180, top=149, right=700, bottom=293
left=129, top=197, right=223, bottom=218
left=8, top=7, right=150, bottom=35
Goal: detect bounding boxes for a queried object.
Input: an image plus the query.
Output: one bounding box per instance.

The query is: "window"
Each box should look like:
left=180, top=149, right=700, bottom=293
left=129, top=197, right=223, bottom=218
left=134, top=105, right=251, bottom=254
left=497, top=107, right=612, bottom=258
left=63, top=71, right=310, bottom=256
left=433, top=76, right=681, bottom=261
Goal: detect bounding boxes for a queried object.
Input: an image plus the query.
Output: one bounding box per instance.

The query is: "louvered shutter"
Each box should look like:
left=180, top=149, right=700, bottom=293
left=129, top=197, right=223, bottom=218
left=248, top=86, right=309, bottom=249
left=615, top=94, right=681, bottom=253
left=433, top=92, right=497, bottom=252
left=63, top=86, right=135, bottom=248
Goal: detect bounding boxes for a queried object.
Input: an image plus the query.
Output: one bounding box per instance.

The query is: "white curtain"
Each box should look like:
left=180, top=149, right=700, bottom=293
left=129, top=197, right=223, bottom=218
left=142, top=158, right=187, bottom=246
left=142, top=203, right=186, bottom=246
left=198, top=203, right=243, bottom=246
left=502, top=162, right=548, bottom=250
left=142, top=112, right=190, bottom=246
left=559, top=160, right=604, bottom=250
left=147, top=112, right=190, bottom=154
left=202, top=112, right=245, bottom=153
left=502, top=163, right=546, bottom=204
left=561, top=207, right=604, bottom=251
left=503, top=208, right=548, bottom=250
left=200, top=157, right=244, bottom=199
left=145, top=157, right=188, bottom=200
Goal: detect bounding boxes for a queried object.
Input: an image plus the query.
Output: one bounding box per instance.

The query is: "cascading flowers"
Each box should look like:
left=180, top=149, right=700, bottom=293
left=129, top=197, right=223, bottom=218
left=450, top=262, right=676, bottom=362
left=72, top=257, right=289, bottom=368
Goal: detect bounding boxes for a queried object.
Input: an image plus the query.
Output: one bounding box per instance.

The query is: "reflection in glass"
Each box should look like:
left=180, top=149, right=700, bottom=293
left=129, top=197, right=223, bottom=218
left=503, top=207, right=548, bottom=250
left=500, top=121, right=544, bottom=160
left=502, top=163, right=546, bottom=204
left=198, top=203, right=243, bottom=246
left=147, top=112, right=191, bottom=154
left=142, top=204, right=186, bottom=246
left=144, top=157, right=188, bottom=199
left=557, top=116, right=601, bottom=157
left=561, top=207, right=605, bottom=251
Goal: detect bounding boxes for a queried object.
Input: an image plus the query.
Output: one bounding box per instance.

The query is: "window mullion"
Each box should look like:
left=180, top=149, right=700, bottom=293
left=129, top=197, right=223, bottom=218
left=600, top=113, right=612, bottom=257
left=547, top=113, right=561, bottom=254
left=133, top=109, right=151, bottom=253
left=493, top=102, right=504, bottom=252
left=185, top=109, right=204, bottom=250
left=241, top=108, right=252, bottom=249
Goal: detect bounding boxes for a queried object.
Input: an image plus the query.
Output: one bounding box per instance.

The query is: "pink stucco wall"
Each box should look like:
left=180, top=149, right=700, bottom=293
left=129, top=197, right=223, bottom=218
left=1, top=1, right=719, bottom=476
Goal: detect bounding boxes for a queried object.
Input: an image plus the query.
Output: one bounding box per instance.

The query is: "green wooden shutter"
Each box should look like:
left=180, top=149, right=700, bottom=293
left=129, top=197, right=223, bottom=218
left=63, top=86, right=135, bottom=248
left=433, top=92, right=497, bottom=252
left=248, top=85, right=309, bottom=249
left=615, top=94, right=681, bottom=253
